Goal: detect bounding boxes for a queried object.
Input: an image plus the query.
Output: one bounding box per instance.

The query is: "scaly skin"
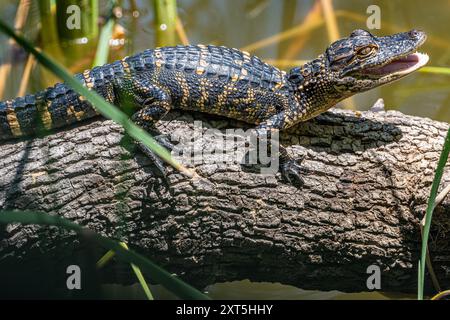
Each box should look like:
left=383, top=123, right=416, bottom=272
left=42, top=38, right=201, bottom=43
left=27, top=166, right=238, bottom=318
left=0, top=29, right=429, bottom=185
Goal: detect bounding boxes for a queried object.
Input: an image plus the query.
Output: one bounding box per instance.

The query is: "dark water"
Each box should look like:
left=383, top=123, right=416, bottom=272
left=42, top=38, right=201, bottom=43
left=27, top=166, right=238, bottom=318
left=0, top=0, right=448, bottom=299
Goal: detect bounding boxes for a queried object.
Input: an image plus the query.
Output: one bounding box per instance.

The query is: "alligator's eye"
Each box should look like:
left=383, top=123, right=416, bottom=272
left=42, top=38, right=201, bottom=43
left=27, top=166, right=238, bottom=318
left=356, top=45, right=376, bottom=59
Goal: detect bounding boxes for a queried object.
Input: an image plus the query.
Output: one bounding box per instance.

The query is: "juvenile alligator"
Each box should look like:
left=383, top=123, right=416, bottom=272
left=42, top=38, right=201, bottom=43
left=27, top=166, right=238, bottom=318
left=0, top=29, right=428, bottom=185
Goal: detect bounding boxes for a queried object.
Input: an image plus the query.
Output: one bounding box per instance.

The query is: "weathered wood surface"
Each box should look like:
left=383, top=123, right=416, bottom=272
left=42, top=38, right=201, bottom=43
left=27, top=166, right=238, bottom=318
left=1, top=108, right=450, bottom=295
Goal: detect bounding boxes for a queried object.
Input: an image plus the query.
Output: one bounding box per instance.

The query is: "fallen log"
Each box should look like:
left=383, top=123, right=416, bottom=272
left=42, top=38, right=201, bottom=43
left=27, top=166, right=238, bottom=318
left=1, top=108, right=450, bottom=296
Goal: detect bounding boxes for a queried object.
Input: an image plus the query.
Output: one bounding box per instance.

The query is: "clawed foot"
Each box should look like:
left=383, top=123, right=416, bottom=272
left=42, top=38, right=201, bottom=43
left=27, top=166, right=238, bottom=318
left=136, top=134, right=175, bottom=178
left=136, top=142, right=167, bottom=177
left=280, top=155, right=306, bottom=187
left=154, top=134, right=175, bottom=151
left=241, top=149, right=307, bottom=187
left=241, top=149, right=261, bottom=172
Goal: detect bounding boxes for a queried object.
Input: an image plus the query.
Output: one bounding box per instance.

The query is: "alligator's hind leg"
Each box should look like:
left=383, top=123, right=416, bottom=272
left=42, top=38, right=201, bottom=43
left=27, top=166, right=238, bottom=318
left=132, top=99, right=174, bottom=150
left=132, top=98, right=175, bottom=175
left=114, top=76, right=173, bottom=176
left=131, top=100, right=174, bottom=176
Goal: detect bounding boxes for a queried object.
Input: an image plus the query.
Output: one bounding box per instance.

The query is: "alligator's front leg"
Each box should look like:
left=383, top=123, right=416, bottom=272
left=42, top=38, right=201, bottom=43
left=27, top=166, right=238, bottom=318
left=253, top=111, right=306, bottom=187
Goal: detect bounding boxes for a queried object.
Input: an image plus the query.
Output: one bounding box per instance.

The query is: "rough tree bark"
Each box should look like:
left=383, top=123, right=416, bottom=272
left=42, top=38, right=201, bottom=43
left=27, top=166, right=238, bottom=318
left=1, top=108, right=450, bottom=296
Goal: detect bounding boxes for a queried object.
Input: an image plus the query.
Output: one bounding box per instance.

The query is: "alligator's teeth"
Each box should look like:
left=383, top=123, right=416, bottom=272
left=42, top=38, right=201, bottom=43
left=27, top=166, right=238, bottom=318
left=411, top=52, right=430, bottom=69
left=362, top=52, right=429, bottom=78
left=390, top=52, right=429, bottom=76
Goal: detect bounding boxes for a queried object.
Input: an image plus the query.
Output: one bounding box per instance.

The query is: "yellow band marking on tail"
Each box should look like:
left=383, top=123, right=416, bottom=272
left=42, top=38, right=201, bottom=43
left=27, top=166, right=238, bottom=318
left=67, top=105, right=85, bottom=121
left=5, top=100, right=23, bottom=137
left=83, top=70, right=94, bottom=89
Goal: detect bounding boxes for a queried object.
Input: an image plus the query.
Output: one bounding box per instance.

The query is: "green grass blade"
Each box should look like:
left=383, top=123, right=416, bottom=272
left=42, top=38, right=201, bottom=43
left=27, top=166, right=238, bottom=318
left=418, top=127, right=450, bottom=299
left=38, top=0, right=64, bottom=57
left=130, top=260, right=154, bottom=300
left=121, top=242, right=154, bottom=300
left=92, top=17, right=114, bottom=67
left=55, top=0, right=99, bottom=62
left=420, top=66, right=450, bottom=75
left=92, top=0, right=116, bottom=68
left=153, top=0, right=178, bottom=47
left=0, top=19, right=193, bottom=176
left=37, top=0, right=67, bottom=86
left=96, top=249, right=116, bottom=269
left=0, top=210, right=210, bottom=300
left=97, top=243, right=155, bottom=299
left=418, top=261, right=423, bottom=300
left=56, top=0, right=99, bottom=42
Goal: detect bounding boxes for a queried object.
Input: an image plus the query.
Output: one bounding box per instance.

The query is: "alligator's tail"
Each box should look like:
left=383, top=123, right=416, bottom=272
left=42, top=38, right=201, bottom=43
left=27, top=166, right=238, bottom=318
left=0, top=50, right=157, bottom=141
left=0, top=81, right=101, bottom=141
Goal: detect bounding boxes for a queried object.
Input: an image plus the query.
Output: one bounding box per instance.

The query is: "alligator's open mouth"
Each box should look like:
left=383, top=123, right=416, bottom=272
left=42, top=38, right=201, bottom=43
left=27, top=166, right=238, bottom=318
left=361, top=52, right=429, bottom=78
